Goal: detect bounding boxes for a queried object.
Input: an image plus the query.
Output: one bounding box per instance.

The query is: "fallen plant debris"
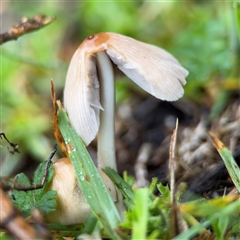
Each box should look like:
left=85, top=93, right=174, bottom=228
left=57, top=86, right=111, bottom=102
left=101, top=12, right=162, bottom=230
left=0, top=132, right=19, bottom=155
left=0, top=15, right=55, bottom=45
left=0, top=187, right=51, bottom=239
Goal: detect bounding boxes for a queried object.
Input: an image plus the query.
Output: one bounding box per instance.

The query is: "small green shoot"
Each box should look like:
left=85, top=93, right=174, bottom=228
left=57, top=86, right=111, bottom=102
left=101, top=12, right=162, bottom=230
left=132, top=188, right=149, bottom=239
left=123, top=170, right=135, bottom=189
left=121, top=188, right=149, bottom=239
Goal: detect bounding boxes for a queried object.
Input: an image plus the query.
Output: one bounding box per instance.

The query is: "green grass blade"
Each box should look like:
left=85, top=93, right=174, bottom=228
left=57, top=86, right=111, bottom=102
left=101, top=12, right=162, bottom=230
left=209, top=132, right=240, bottom=192
left=79, top=214, right=99, bottom=235
left=132, top=188, right=149, bottom=240
left=103, top=167, right=135, bottom=209
left=173, top=200, right=240, bottom=240
left=57, top=103, right=121, bottom=239
left=49, top=224, right=85, bottom=238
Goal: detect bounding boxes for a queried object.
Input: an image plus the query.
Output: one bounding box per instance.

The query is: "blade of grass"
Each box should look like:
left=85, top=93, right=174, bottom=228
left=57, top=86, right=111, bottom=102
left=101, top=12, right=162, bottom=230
left=103, top=167, right=135, bottom=209
left=49, top=223, right=85, bottom=238
left=149, top=177, right=158, bottom=194
left=132, top=188, right=149, bottom=240
left=209, top=132, right=240, bottom=192
left=180, top=195, right=239, bottom=217
left=56, top=101, right=121, bottom=239
left=79, top=214, right=99, bottom=235
left=173, top=199, right=240, bottom=240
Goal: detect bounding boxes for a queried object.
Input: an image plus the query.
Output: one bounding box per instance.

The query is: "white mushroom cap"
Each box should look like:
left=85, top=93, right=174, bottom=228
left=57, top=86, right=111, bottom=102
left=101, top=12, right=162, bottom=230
left=64, top=32, right=188, bottom=146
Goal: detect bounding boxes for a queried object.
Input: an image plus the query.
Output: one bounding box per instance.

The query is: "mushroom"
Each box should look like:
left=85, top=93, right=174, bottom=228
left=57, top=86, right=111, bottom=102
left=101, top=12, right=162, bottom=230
left=64, top=32, right=188, bottom=171
left=45, top=158, right=124, bottom=224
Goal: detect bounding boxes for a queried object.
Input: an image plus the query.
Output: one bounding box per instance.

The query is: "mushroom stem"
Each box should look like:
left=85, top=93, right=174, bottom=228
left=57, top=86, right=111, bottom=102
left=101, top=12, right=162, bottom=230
left=96, top=51, right=117, bottom=171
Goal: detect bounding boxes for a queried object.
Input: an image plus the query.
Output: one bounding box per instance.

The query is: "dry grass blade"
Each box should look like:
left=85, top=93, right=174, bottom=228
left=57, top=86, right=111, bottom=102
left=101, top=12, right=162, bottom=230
left=51, top=81, right=69, bottom=156
left=169, top=119, right=178, bottom=202
left=169, top=119, right=188, bottom=237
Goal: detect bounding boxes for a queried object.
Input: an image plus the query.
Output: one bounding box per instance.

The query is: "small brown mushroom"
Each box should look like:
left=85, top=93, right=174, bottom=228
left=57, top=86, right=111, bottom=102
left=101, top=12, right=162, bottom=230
left=45, top=158, right=124, bottom=224
left=64, top=32, right=188, bottom=171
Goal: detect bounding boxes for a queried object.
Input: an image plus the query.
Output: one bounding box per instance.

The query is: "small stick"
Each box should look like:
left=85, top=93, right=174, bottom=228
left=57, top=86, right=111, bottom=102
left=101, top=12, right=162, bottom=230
left=0, top=132, right=19, bottom=154
left=0, top=15, right=55, bottom=45
left=3, top=144, right=57, bottom=192
left=40, top=143, right=58, bottom=187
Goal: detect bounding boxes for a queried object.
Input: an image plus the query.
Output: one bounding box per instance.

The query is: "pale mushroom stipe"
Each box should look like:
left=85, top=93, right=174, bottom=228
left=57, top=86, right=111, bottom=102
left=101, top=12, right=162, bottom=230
left=64, top=32, right=189, bottom=171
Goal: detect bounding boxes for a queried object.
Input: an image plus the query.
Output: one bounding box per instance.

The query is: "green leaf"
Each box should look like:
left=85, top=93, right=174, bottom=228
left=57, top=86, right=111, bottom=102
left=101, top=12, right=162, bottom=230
left=15, top=172, right=31, bottom=186
left=33, top=159, right=55, bottom=194
left=12, top=173, right=33, bottom=216
left=57, top=104, right=121, bottom=239
left=157, top=183, right=170, bottom=200
left=12, top=160, right=56, bottom=216
left=37, top=190, right=57, bottom=213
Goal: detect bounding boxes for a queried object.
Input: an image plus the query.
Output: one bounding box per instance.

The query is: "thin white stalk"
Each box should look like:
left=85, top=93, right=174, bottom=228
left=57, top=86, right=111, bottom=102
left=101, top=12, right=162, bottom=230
left=96, top=51, right=117, bottom=171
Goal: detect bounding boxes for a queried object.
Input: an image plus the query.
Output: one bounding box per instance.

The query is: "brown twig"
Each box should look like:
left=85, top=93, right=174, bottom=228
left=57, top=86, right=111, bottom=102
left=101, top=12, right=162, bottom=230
left=0, top=15, right=55, bottom=45
left=2, top=144, right=57, bottom=192
left=15, top=144, right=57, bottom=191
left=0, top=132, right=19, bottom=154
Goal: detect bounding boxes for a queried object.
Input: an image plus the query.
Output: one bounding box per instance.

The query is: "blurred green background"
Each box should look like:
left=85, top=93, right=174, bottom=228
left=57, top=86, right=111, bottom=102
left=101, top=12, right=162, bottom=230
left=1, top=1, right=239, bottom=176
